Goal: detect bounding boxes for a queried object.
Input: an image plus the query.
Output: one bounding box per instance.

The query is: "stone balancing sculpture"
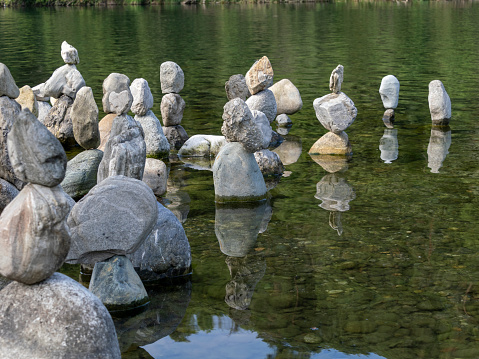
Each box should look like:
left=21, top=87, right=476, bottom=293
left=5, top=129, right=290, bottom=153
left=379, top=75, right=400, bottom=128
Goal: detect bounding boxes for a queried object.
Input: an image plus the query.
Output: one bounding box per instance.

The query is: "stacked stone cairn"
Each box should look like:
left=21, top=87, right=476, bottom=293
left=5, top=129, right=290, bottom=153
left=309, top=64, right=357, bottom=162
left=160, top=61, right=189, bottom=150
left=428, top=80, right=451, bottom=126
left=0, top=107, right=120, bottom=358
left=270, top=78, right=302, bottom=136
left=379, top=75, right=400, bottom=128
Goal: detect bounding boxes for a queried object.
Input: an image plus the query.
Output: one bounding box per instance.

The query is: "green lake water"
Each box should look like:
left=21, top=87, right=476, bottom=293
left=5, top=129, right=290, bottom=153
left=3, top=2, right=479, bottom=358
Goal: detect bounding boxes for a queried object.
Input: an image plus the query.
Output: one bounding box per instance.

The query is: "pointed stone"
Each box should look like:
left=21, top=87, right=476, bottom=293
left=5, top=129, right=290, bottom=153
left=0, top=63, right=19, bottom=99
left=329, top=64, right=344, bottom=94
left=428, top=80, right=451, bottom=125
left=61, top=41, right=79, bottom=65
left=71, top=86, right=100, bottom=149
left=245, top=56, right=274, bottom=95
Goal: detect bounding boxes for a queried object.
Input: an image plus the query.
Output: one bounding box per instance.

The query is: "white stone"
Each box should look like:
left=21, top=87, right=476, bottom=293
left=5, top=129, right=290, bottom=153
left=160, top=61, right=184, bottom=94
left=269, top=79, right=302, bottom=115
left=61, top=41, right=79, bottom=65
left=130, top=78, right=154, bottom=116
left=428, top=80, right=451, bottom=125
left=379, top=75, right=400, bottom=109
left=313, top=92, right=357, bottom=134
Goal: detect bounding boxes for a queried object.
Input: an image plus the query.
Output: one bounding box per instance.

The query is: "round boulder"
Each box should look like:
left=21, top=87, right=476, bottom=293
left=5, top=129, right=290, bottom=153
left=269, top=79, right=302, bottom=115
left=245, top=89, right=277, bottom=123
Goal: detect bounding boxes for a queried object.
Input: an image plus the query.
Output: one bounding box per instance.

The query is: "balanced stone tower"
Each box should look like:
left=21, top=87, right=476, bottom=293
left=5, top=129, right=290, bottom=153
left=379, top=75, right=400, bottom=128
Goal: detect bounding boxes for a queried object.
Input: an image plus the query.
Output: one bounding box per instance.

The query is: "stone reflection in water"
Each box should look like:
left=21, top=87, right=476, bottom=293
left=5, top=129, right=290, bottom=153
left=379, top=128, right=398, bottom=164
left=310, top=154, right=350, bottom=173
left=427, top=126, right=451, bottom=173
left=315, top=173, right=355, bottom=235
left=165, top=162, right=191, bottom=223
left=272, top=134, right=302, bottom=166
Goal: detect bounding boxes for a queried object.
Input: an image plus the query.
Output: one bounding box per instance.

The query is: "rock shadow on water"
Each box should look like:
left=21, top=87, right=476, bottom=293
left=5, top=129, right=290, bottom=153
left=427, top=125, right=451, bottom=173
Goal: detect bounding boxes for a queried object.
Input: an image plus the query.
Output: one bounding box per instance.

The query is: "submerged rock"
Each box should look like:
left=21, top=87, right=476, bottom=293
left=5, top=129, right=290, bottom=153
left=382, top=109, right=395, bottom=128
left=276, top=113, right=292, bottom=127
left=428, top=80, right=451, bottom=125
left=160, top=61, right=184, bottom=94
left=313, top=92, right=357, bottom=134
left=225, top=74, right=250, bottom=101
left=71, top=86, right=100, bottom=150
left=0, top=63, right=20, bottom=99
left=379, top=75, right=400, bottom=109
left=135, top=110, right=170, bottom=158
left=273, top=134, right=302, bottom=166
left=270, top=79, right=302, bottom=115
left=245, top=56, right=274, bottom=95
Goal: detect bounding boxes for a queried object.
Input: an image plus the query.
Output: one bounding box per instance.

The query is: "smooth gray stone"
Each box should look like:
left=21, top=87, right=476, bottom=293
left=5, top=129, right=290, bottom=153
left=428, top=126, right=451, bottom=173
left=67, top=176, right=158, bottom=265
left=313, top=92, right=357, bottom=134
left=109, top=90, right=133, bottom=115
left=160, top=61, right=184, bottom=94
left=379, top=128, right=398, bottom=164
left=43, top=94, right=76, bottom=146
left=0, top=96, right=24, bottom=190
left=32, top=83, right=50, bottom=102
left=0, top=184, right=71, bottom=284
left=178, top=134, right=225, bottom=157
left=43, top=64, right=85, bottom=99
left=102, top=73, right=130, bottom=114
left=254, top=149, right=284, bottom=176
left=142, top=158, right=168, bottom=196
left=163, top=124, right=189, bottom=151
left=221, top=98, right=264, bottom=153
left=272, top=135, right=302, bottom=166
left=212, top=142, right=267, bottom=202
left=97, top=114, right=146, bottom=183
left=428, top=80, right=451, bottom=125
left=61, top=149, right=103, bottom=200
left=61, top=41, right=79, bottom=65
left=89, top=255, right=148, bottom=311
left=71, top=86, right=100, bottom=150
left=252, top=110, right=272, bottom=149
left=0, top=178, right=18, bottom=215
left=127, top=203, right=191, bottom=281
left=160, top=93, right=185, bottom=126
left=269, top=79, right=303, bottom=115
left=0, top=272, right=121, bottom=359
left=276, top=113, right=292, bottom=127
left=225, top=74, right=250, bottom=101
left=329, top=64, right=344, bottom=94
left=0, top=63, right=19, bottom=99
left=135, top=110, right=170, bottom=158
left=37, top=100, right=52, bottom=124
left=130, top=78, right=154, bottom=116
left=8, top=109, right=67, bottom=187
left=245, top=56, right=274, bottom=95
left=379, top=75, right=400, bottom=109
left=315, top=173, right=356, bottom=212
left=245, top=89, right=277, bottom=123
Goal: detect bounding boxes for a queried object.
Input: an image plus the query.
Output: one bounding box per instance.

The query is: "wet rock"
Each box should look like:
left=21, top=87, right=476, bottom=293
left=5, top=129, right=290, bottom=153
left=37, top=100, right=52, bottom=124
left=102, top=73, right=130, bottom=114
left=43, top=94, right=76, bottom=146
left=379, top=128, right=398, bottom=164
left=163, top=124, right=189, bottom=151
left=142, top=158, right=168, bottom=196
left=89, top=255, right=149, bottom=311
left=0, top=272, right=121, bottom=359
left=67, top=176, right=158, bottom=265
left=97, top=114, right=146, bottom=183
left=379, top=75, right=400, bottom=109
left=254, top=149, right=284, bottom=176
left=427, top=126, right=451, bottom=173
left=43, top=64, right=85, bottom=100
left=61, top=149, right=103, bottom=200
left=0, top=184, right=71, bottom=284
left=15, top=85, right=38, bottom=117
left=8, top=109, right=67, bottom=187
left=245, top=56, right=274, bottom=95
left=71, top=86, right=100, bottom=150
left=130, top=78, right=154, bottom=116
left=428, top=80, right=451, bottom=125
left=0, top=178, right=18, bottom=214
left=160, top=93, right=185, bottom=126
left=270, top=79, right=302, bottom=115
left=273, top=135, right=302, bottom=165
left=160, top=61, right=184, bottom=94
left=135, top=110, right=170, bottom=158
left=309, top=131, right=352, bottom=155
left=313, top=92, right=357, bottom=134
left=225, top=74, right=250, bottom=101
left=0, top=63, right=20, bottom=98
left=98, top=113, right=117, bottom=151
left=276, top=113, right=292, bottom=127
left=178, top=134, right=226, bottom=157
left=245, top=88, right=277, bottom=123
left=329, top=64, right=344, bottom=94
left=315, top=173, right=356, bottom=212
left=382, top=109, right=395, bottom=128
left=61, top=41, right=79, bottom=65
left=109, top=90, right=133, bottom=115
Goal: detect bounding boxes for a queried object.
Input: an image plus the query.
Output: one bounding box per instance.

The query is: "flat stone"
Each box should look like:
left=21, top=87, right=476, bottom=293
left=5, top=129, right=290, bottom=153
left=379, top=75, right=400, bottom=109
left=252, top=110, right=272, bottom=149
left=32, top=83, right=50, bottom=102
left=15, top=85, right=38, bottom=117
left=71, top=86, right=100, bottom=150
left=109, top=89, right=133, bottom=115
left=245, top=89, right=277, bottom=123
left=160, top=93, right=185, bottom=126
left=130, top=78, right=154, bottom=116
left=98, top=113, right=117, bottom=151
left=163, top=124, right=189, bottom=151
left=61, top=149, right=103, bottom=200
left=43, top=64, right=85, bottom=99
left=276, top=113, right=292, bottom=127
left=127, top=202, right=191, bottom=281
left=269, top=79, right=302, bottom=115
left=97, top=114, right=146, bottom=183
left=178, top=134, right=226, bottom=157
left=43, top=94, right=76, bottom=146
left=309, top=131, right=352, bottom=155
left=428, top=80, right=451, bottom=125
left=213, top=142, right=267, bottom=202
left=142, top=158, right=168, bottom=196
left=0, top=63, right=20, bottom=99
left=102, top=73, right=130, bottom=114
left=61, top=41, right=79, bottom=65
left=0, top=178, right=18, bottom=215
left=313, top=92, right=357, bottom=134
left=245, top=56, right=274, bottom=95
left=0, top=273, right=121, bottom=359
left=329, top=64, right=344, bottom=94
left=160, top=61, right=184, bottom=94
left=254, top=149, right=284, bottom=176
left=135, top=110, right=170, bottom=158
left=0, top=184, right=71, bottom=284
left=37, top=101, right=52, bottom=124
left=8, top=109, right=67, bottom=186
left=67, top=175, right=158, bottom=265
left=225, top=74, right=250, bottom=101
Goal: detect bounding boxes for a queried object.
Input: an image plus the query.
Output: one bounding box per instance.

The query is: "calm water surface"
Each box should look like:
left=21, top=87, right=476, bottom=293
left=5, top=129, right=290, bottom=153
left=2, top=2, right=479, bottom=358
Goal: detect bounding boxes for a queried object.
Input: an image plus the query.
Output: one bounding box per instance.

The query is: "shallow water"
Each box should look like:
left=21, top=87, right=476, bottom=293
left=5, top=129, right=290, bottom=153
left=3, top=2, right=479, bottom=358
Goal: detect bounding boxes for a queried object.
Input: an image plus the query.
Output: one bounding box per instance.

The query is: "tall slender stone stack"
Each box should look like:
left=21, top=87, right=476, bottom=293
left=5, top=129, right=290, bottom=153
left=160, top=61, right=189, bottom=150
left=379, top=75, right=400, bottom=128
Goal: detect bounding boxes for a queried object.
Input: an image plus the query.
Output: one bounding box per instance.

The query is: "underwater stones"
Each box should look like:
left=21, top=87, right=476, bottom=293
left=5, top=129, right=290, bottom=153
left=142, top=158, right=168, bottom=196
left=428, top=80, right=451, bottom=125
left=254, top=149, right=284, bottom=176
left=67, top=176, right=158, bottom=264
left=276, top=113, right=292, bottom=127
left=427, top=126, right=451, bottom=173
left=61, top=41, right=80, bottom=65
left=43, top=64, right=85, bottom=100
left=245, top=88, right=277, bottom=123
left=160, top=61, right=184, bottom=94
left=89, top=255, right=148, bottom=311
left=0, top=184, right=71, bottom=284
left=97, top=114, right=146, bottom=183
left=43, top=94, right=75, bottom=146
left=0, top=179, right=18, bottom=214
left=135, top=110, right=170, bottom=158
left=245, top=56, right=274, bottom=95
left=313, top=92, right=357, bottom=134
left=61, top=149, right=103, bottom=200
left=70, top=86, right=100, bottom=150
left=0, top=272, right=121, bottom=359
left=225, top=74, right=250, bottom=101
left=127, top=202, right=191, bottom=281
left=102, top=73, right=130, bottom=114
left=329, top=64, right=344, bottom=94
left=379, top=128, right=398, bottom=164
left=379, top=75, right=400, bottom=109
left=15, top=85, right=38, bottom=117
left=309, top=131, right=352, bottom=155
left=130, top=78, right=154, bottom=116
left=0, top=63, right=20, bottom=98
left=269, top=79, right=303, bottom=115
left=160, top=93, right=186, bottom=126
left=178, top=134, right=226, bottom=157
left=8, top=109, right=67, bottom=187
left=163, top=125, right=189, bottom=151
left=213, top=142, right=267, bottom=202
left=98, top=113, right=117, bottom=151
left=382, top=109, right=395, bottom=128
left=109, top=90, right=133, bottom=115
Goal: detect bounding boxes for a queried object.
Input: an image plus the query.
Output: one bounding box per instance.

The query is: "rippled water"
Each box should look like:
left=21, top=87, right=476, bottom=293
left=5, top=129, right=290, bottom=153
left=3, top=2, right=479, bottom=358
